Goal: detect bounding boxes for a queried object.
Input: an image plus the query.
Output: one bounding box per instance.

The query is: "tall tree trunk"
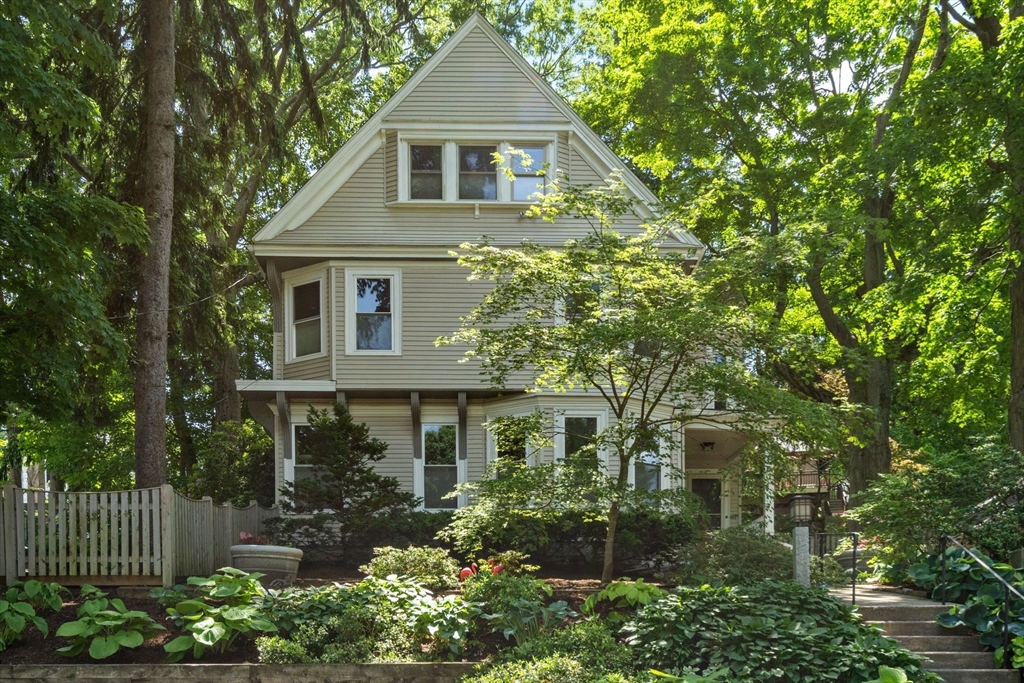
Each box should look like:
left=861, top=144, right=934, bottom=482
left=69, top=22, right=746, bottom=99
left=134, top=0, right=175, bottom=488
left=1006, top=39, right=1024, bottom=452
left=212, top=340, right=242, bottom=424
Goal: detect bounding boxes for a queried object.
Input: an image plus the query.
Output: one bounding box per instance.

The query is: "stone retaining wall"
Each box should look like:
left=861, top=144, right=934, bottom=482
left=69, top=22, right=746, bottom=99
left=0, top=662, right=477, bottom=683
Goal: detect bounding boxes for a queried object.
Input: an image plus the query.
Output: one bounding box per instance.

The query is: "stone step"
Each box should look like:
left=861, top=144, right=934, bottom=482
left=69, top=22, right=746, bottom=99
left=921, top=651, right=996, bottom=669
left=928, top=670, right=1019, bottom=683
left=857, top=604, right=952, bottom=621
left=868, top=620, right=974, bottom=636
left=893, top=635, right=982, bottom=652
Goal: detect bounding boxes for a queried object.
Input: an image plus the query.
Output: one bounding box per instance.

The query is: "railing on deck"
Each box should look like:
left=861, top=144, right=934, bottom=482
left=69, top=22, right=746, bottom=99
left=0, top=485, right=278, bottom=587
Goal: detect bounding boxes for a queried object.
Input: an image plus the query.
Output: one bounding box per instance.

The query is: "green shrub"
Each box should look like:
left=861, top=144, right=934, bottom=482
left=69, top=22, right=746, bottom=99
left=811, top=555, right=850, bottom=587
left=669, top=527, right=792, bottom=586
left=582, top=578, right=668, bottom=623
left=623, top=581, right=939, bottom=682
left=493, top=620, right=634, bottom=674
left=359, top=546, right=459, bottom=591
left=461, top=654, right=592, bottom=683
left=461, top=571, right=549, bottom=611
left=257, top=602, right=419, bottom=663
left=461, top=570, right=575, bottom=646
left=848, top=442, right=1024, bottom=566
left=55, top=585, right=165, bottom=659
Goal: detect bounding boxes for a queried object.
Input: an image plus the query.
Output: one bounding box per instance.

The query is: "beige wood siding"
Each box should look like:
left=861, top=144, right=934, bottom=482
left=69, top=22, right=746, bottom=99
left=347, top=400, right=415, bottom=491
left=567, top=146, right=608, bottom=186
left=332, top=258, right=536, bottom=390
left=384, top=131, right=398, bottom=203
left=384, top=27, right=568, bottom=125
left=271, top=146, right=646, bottom=247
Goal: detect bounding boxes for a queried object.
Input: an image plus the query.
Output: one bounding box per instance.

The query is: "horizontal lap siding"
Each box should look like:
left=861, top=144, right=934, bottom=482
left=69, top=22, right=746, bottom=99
left=278, top=148, right=619, bottom=247
left=385, top=131, right=398, bottom=203
left=334, top=259, right=529, bottom=390
left=347, top=400, right=415, bottom=491
left=384, top=28, right=567, bottom=125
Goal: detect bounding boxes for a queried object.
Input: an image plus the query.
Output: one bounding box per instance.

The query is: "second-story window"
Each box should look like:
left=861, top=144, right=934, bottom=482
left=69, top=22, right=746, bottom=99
left=410, top=144, right=443, bottom=199
left=346, top=269, right=402, bottom=355
left=511, top=146, right=547, bottom=201
left=291, top=279, right=322, bottom=359
left=458, top=145, right=498, bottom=200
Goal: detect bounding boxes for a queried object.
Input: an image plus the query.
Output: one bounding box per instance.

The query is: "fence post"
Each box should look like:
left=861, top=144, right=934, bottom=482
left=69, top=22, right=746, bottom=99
left=160, top=485, right=175, bottom=588
left=3, top=485, right=17, bottom=585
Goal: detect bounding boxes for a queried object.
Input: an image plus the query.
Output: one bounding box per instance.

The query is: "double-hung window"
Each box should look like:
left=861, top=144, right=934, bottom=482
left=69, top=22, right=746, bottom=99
left=398, top=138, right=553, bottom=202
left=287, top=275, right=325, bottom=361
left=633, top=437, right=662, bottom=492
left=422, top=424, right=459, bottom=510
left=345, top=269, right=401, bottom=355
left=555, top=411, right=607, bottom=469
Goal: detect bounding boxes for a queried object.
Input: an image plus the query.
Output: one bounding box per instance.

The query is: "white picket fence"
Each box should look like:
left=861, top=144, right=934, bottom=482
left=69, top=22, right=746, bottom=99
left=0, top=485, right=279, bottom=587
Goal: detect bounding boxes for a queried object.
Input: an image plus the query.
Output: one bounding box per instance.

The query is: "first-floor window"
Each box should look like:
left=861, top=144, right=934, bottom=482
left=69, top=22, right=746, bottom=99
left=634, top=439, right=661, bottom=492
left=292, top=425, right=317, bottom=504
left=564, top=416, right=599, bottom=468
left=423, top=424, right=458, bottom=509
left=691, top=477, right=722, bottom=529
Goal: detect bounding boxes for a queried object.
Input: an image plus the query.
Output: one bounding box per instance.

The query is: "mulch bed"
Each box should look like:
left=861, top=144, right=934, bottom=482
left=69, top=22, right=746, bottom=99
left=2, top=565, right=612, bottom=665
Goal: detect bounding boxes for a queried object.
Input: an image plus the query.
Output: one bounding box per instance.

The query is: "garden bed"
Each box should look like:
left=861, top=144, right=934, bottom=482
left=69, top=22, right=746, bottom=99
left=0, top=663, right=476, bottom=682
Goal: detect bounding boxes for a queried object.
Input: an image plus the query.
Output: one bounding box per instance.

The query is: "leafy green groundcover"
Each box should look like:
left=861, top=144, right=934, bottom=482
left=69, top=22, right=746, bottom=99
left=622, top=582, right=938, bottom=683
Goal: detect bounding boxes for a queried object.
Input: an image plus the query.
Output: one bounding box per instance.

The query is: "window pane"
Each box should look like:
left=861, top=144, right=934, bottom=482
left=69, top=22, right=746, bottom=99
left=459, top=146, right=496, bottom=172
left=565, top=416, right=598, bottom=466
left=411, top=173, right=442, bottom=199
left=459, top=173, right=497, bottom=200
left=356, top=313, right=392, bottom=350
left=424, top=466, right=458, bottom=509
left=424, top=425, right=457, bottom=465
left=294, top=426, right=315, bottom=464
left=293, top=281, right=320, bottom=321
left=497, top=433, right=527, bottom=462
left=295, top=319, right=321, bottom=356
left=635, top=462, right=660, bottom=492
left=356, top=278, right=390, bottom=313
left=513, top=178, right=545, bottom=201
left=410, top=144, right=442, bottom=171
left=512, top=147, right=545, bottom=174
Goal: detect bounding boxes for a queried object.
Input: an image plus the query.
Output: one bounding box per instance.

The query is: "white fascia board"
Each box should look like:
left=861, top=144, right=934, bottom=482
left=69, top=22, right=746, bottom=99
left=253, top=16, right=495, bottom=244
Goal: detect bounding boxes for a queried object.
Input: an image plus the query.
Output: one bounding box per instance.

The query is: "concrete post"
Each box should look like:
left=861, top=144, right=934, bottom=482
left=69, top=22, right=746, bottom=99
left=763, top=453, right=775, bottom=535
left=793, top=526, right=810, bottom=587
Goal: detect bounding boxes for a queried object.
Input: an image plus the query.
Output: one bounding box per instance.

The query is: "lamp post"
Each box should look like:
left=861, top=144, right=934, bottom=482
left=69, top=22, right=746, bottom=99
left=791, top=494, right=812, bottom=587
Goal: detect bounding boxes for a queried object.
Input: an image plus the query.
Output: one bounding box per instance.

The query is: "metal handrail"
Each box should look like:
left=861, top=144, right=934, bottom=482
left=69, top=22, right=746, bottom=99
left=814, top=531, right=859, bottom=606
left=940, top=534, right=1024, bottom=670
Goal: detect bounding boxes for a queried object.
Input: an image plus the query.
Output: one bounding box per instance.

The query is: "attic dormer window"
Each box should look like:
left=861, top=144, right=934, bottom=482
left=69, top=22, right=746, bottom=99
left=458, top=145, right=498, bottom=200
left=396, top=136, right=555, bottom=203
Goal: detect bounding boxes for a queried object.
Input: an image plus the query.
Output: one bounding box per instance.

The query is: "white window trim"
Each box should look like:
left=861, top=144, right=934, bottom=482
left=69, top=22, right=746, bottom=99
left=284, top=270, right=328, bottom=364
left=397, top=134, right=556, bottom=204
left=414, top=421, right=468, bottom=511
left=345, top=268, right=402, bottom=356
left=627, top=435, right=671, bottom=491
left=686, top=471, right=733, bottom=528
left=554, top=410, right=608, bottom=470
left=485, top=413, right=538, bottom=468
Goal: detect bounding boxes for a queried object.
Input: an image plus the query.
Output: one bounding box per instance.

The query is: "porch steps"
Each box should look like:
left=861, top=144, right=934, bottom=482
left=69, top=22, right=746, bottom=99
left=846, top=592, right=1019, bottom=683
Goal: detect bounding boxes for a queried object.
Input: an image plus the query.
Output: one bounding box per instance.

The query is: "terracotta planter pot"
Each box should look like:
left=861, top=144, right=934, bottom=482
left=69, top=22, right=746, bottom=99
left=229, top=544, right=303, bottom=587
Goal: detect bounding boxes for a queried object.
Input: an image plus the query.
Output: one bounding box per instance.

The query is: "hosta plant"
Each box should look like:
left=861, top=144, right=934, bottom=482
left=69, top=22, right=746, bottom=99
left=582, top=578, right=668, bottom=623
left=6, top=579, right=68, bottom=612
left=0, top=597, right=48, bottom=651
left=164, top=601, right=277, bottom=661
left=55, top=585, right=165, bottom=659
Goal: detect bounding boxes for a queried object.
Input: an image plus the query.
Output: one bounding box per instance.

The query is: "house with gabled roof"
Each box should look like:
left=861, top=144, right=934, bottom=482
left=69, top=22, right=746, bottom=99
left=237, top=13, right=757, bottom=529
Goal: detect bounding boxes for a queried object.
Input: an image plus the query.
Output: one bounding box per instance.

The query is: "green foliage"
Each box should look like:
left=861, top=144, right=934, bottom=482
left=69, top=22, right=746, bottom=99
left=493, top=620, right=635, bottom=675
left=461, top=654, right=594, bottom=683
left=359, top=546, right=460, bottom=592
left=187, top=419, right=275, bottom=507
left=849, top=443, right=1024, bottom=565
left=257, top=601, right=419, bottom=663
left=0, top=595, right=48, bottom=651
left=149, top=584, right=190, bottom=609
left=267, top=404, right=418, bottom=555
left=623, top=582, right=938, bottom=682
left=669, top=527, right=793, bottom=586
left=864, top=668, right=910, bottom=683
left=6, top=580, right=68, bottom=612
left=55, top=585, right=164, bottom=659
left=810, top=555, right=850, bottom=588
left=582, top=578, right=668, bottom=623
left=164, top=568, right=277, bottom=661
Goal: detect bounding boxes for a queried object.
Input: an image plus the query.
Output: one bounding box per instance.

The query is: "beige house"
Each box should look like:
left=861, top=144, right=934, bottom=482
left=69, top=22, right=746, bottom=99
left=238, top=14, right=755, bottom=529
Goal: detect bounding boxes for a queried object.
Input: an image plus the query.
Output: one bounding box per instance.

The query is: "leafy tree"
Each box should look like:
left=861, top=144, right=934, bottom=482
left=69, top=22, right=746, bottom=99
left=442, top=176, right=841, bottom=581
left=267, top=403, right=418, bottom=552
left=573, top=0, right=1019, bottom=500
left=187, top=419, right=275, bottom=507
